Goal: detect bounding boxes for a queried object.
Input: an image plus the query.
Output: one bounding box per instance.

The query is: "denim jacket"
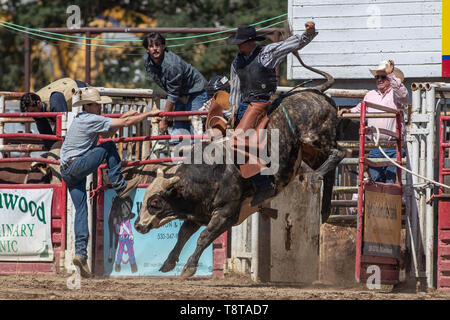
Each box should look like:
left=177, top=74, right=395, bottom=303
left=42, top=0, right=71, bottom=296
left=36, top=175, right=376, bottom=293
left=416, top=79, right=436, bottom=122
left=143, top=50, right=207, bottom=103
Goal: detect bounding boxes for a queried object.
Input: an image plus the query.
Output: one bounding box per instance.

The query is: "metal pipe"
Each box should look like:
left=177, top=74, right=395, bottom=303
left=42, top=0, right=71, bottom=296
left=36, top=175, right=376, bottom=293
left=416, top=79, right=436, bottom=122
left=355, top=101, right=367, bottom=282
left=419, top=91, right=427, bottom=277
left=0, top=95, right=4, bottom=156
left=0, top=157, right=59, bottom=164
left=410, top=88, right=421, bottom=278
left=338, top=140, right=398, bottom=149
left=0, top=133, right=63, bottom=141
left=425, top=87, right=436, bottom=288
left=0, top=144, right=46, bottom=152
left=339, top=157, right=406, bottom=165
left=341, top=113, right=397, bottom=119
left=94, top=87, right=166, bottom=98
left=251, top=213, right=260, bottom=281
left=24, top=33, right=30, bottom=92
left=39, top=27, right=282, bottom=34
left=99, top=134, right=208, bottom=143
left=85, top=32, right=91, bottom=84
left=0, top=112, right=65, bottom=117
left=278, top=87, right=368, bottom=98
left=97, top=157, right=185, bottom=169
left=0, top=92, right=25, bottom=98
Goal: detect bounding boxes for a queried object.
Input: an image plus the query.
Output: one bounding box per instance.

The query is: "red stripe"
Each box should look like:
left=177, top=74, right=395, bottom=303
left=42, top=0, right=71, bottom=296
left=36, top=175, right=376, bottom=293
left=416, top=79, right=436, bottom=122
left=443, top=60, right=450, bottom=77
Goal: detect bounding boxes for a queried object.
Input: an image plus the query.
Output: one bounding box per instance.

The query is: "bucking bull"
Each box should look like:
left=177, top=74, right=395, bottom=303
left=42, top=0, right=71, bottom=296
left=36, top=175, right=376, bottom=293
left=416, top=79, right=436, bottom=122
left=27, top=59, right=345, bottom=278
left=130, top=58, right=345, bottom=277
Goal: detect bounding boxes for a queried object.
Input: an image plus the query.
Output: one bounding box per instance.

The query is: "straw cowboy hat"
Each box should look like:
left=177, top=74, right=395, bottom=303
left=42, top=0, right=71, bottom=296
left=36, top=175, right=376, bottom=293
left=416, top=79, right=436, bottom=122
left=72, top=87, right=112, bottom=107
left=226, top=25, right=265, bottom=45
left=370, top=60, right=405, bottom=82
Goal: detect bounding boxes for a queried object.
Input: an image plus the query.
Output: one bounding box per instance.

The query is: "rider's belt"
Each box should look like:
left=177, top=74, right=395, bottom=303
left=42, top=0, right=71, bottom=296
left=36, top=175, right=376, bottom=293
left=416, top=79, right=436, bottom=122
left=243, top=95, right=270, bottom=102
left=61, top=157, right=78, bottom=171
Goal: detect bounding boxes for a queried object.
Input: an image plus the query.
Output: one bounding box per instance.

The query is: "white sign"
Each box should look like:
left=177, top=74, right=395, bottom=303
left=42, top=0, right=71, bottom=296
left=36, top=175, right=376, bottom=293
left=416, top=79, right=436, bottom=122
left=0, top=188, right=54, bottom=261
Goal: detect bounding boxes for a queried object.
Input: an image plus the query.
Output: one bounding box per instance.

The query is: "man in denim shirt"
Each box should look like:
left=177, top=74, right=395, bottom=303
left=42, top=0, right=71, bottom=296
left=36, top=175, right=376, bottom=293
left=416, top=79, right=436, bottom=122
left=60, top=87, right=159, bottom=278
left=142, top=32, right=208, bottom=139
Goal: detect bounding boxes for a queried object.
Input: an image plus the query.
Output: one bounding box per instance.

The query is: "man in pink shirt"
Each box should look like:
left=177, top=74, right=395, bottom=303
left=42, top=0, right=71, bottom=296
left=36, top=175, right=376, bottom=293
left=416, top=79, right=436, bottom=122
left=338, top=60, right=408, bottom=183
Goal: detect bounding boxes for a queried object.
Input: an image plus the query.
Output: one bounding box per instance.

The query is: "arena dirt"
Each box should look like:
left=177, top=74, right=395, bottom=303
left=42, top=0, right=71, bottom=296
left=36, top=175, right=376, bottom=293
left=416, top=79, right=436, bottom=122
left=1, top=272, right=450, bottom=300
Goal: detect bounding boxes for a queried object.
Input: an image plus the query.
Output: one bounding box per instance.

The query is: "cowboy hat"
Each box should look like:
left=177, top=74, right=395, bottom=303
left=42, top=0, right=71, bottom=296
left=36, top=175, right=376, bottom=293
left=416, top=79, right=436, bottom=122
left=369, top=60, right=405, bottom=82
left=72, top=87, right=112, bottom=107
left=226, top=25, right=265, bottom=45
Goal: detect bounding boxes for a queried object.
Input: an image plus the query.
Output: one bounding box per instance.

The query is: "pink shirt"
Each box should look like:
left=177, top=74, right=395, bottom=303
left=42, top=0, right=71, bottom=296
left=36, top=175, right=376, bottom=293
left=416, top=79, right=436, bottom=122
left=350, top=73, right=409, bottom=141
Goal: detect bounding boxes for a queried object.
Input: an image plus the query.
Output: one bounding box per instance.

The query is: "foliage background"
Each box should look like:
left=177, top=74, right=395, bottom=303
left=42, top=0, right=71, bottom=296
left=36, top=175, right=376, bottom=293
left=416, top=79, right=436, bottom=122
left=0, top=0, right=296, bottom=92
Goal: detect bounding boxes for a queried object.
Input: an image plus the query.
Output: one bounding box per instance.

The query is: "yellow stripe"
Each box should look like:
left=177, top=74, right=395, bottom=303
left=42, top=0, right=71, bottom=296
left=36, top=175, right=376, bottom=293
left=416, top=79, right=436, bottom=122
left=444, top=0, right=450, bottom=55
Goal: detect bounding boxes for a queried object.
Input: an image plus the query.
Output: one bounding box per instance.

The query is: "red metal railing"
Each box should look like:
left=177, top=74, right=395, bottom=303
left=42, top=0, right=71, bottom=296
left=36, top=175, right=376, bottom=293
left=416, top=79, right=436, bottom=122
left=0, top=110, right=66, bottom=274
left=355, top=101, right=404, bottom=284
left=437, top=116, right=450, bottom=289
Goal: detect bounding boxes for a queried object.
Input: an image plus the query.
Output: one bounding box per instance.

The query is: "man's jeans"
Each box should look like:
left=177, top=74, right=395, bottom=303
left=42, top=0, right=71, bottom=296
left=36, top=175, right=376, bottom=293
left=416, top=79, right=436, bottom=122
left=369, top=147, right=405, bottom=184
left=171, top=90, right=208, bottom=142
left=61, top=141, right=127, bottom=260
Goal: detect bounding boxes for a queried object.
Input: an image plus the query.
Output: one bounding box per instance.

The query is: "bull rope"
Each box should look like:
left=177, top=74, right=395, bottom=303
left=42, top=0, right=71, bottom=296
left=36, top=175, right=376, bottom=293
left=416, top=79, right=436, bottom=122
left=371, top=125, right=450, bottom=193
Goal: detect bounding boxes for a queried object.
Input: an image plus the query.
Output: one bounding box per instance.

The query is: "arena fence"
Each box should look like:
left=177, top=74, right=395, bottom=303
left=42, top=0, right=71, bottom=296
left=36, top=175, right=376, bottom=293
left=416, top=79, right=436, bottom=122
left=0, top=95, right=67, bottom=274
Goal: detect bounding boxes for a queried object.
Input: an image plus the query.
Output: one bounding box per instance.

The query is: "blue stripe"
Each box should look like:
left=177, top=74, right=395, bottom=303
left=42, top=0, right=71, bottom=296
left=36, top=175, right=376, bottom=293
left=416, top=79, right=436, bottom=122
left=443, top=55, right=450, bottom=61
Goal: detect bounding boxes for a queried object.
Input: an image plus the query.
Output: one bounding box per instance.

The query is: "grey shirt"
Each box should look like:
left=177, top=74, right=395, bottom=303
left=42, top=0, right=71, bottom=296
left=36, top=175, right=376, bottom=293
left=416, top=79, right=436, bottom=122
left=60, top=112, right=112, bottom=166
left=143, top=50, right=208, bottom=104
left=229, top=31, right=318, bottom=107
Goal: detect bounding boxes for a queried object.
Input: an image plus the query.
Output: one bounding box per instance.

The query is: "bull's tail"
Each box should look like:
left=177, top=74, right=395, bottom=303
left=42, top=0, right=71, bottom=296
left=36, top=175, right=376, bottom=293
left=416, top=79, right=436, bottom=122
left=282, top=21, right=334, bottom=93
left=292, top=52, right=334, bottom=93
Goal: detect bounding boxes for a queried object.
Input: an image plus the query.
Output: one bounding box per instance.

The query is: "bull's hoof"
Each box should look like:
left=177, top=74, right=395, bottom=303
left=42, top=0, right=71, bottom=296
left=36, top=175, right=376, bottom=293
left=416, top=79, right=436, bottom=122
left=180, top=265, right=197, bottom=278
left=159, top=260, right=176, bottom=273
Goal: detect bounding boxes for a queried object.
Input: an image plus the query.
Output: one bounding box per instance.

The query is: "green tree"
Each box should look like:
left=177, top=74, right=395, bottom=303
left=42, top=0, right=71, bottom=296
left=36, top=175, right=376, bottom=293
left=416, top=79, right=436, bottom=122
left=0, top=0, right=298, bottom=91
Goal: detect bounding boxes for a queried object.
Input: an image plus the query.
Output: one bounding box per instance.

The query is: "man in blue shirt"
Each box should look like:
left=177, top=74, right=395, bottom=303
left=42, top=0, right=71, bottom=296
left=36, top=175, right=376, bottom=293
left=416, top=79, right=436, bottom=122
left=142, top=32, right=208, bottom=139
left=20, top=78, right=88, bottom=150
left=60, top=87, right=159, bottom=278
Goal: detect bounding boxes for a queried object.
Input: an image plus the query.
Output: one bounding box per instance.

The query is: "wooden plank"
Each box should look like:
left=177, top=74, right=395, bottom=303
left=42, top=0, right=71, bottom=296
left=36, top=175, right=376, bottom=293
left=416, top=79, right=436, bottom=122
left=291, top=39, right=441, bottom=55
left=361, top=255, right=397, bottom=265
left=438, top=276, right=450, bottom=288
left=293, top=14, right=441, bottom=30
left=290, top=64, right=442, bottom=79
left=292, top=52, right=440, bottom=67
left=292, top=2, right=441, bottom=18
left=295, top=27, right=442, bottom=43
left=439, top=245, right=450, bottom=257
left=293, top=0, right=440, bottom=5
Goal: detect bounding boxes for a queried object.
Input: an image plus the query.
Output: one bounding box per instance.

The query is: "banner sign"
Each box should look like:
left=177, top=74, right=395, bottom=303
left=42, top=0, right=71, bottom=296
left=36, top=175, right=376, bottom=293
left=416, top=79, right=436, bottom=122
left=0, top=188, right=54, bottom=261
left=103, top=188, right=213, bottom=276
left=363, top=183, right=402, bottom=259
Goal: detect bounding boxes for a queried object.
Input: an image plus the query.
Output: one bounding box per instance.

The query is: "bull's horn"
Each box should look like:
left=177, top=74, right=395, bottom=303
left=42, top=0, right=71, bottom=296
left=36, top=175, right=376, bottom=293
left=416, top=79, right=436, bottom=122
left=163, top=176, right=180, bottom=189
left=156, top=168, right=164, bottom=178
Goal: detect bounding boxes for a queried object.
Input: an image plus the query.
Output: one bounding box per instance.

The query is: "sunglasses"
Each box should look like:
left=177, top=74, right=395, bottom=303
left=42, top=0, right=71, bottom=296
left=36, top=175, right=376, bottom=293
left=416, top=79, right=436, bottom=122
left=374, top=75, right=387, bottom=80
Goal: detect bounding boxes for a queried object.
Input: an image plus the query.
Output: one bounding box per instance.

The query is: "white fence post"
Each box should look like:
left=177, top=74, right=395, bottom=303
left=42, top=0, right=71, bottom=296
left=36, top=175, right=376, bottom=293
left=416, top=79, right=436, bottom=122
left=425, top=86, right=437, bottom=289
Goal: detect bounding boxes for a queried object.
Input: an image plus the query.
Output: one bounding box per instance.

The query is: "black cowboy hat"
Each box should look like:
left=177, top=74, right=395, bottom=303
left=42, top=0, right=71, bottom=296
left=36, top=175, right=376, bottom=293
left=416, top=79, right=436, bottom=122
left=226, top=25, right=266, bottom=45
